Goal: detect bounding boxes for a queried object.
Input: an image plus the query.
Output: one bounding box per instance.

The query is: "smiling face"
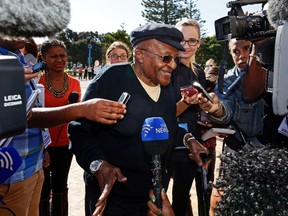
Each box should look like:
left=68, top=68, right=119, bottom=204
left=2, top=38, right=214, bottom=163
left=229, top=39, right=251, bottom=71
left=134, top=39, right=180, bottom=86
left=41, top=45, right=67, bottom=73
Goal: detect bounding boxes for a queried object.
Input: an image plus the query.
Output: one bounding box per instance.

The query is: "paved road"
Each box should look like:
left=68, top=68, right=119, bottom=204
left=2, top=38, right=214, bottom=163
left=67, top=79, right=223, bottom=216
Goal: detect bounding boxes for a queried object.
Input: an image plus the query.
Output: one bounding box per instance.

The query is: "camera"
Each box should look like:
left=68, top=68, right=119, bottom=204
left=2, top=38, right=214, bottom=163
left=30, top=62, right=46, bottom=73
left=215, top=0, right=276, bottom=41
left=215, top=0, right=288, bottom=115
left=0, top=56, right=26, bottom=139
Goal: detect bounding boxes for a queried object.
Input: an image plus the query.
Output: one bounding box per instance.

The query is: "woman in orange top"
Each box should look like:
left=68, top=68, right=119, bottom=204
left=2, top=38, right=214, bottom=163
left=38, top=39, right=81, bottom=216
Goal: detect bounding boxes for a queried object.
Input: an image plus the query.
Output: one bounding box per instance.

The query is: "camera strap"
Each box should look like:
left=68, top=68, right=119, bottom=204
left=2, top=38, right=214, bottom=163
left=217, top=41, right=229, bottom=94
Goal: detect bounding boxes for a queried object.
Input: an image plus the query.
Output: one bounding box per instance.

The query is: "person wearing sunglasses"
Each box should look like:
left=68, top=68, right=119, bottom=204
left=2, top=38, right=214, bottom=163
left=168, top=18, right=213, bottom=216
left=68, top=23, right=208, bottom=216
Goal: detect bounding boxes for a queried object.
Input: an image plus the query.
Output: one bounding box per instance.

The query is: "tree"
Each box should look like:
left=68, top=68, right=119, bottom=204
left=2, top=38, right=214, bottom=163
left=141, top=0, right=206, bottom=35
left=184, top=0, right=207, bottom=36
left=141, top=0, right=187, bottom=25
left=196, top=35, right=233, bottom=69
left=55, top=27, right=131, bottom=67
left=100, top=28, right=132, bottom=63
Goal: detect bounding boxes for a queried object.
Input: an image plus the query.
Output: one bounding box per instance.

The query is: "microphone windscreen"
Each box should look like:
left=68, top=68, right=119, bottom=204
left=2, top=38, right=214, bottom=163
left=141, top=117, right=169, bottom=155
left=0, top=147, right=22, bottom=184
left=0, top=0, right=70, bottom=37
left=68, top=92, right=79, bottom=104
left=141, top=117, right=169, bottom=142
left=267, top=0, right=288, bottom=28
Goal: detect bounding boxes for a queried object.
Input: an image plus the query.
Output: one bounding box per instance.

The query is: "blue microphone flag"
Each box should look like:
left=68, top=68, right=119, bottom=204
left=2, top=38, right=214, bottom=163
left=0, top=147, right=22, bottom=184
left=141, top=117, right=169, bottom=142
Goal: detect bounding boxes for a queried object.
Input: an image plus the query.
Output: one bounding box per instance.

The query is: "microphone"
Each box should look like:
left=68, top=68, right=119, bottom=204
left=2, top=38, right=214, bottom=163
left=0, top=147, right=22, bottom=184
left=141, top=117, right=169, bottom=208
left=68, top=92, right=80, bottom=104
left=0, top=0, right=70, bottom=37
left=267, top=0, right=288, bottom=29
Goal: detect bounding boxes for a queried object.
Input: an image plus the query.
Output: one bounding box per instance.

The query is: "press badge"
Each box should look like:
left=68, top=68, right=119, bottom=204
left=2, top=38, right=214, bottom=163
left=42, top=129, right=52, bottom=148
left=278, top=116, right=288, bottom=137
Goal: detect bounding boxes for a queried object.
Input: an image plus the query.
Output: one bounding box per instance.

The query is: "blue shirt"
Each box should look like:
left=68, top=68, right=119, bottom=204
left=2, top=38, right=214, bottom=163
left=211, top=66, right=264, bottom=139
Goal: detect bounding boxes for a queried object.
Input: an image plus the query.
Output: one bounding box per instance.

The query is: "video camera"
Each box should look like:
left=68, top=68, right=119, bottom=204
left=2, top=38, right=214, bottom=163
left=215, top=0, right=288, bottom=116
left=215, top=0, right=276, bottom=41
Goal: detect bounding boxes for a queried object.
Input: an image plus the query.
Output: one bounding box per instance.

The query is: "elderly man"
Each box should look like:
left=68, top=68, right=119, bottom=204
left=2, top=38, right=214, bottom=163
left=68, top=23, right=208, bottom=216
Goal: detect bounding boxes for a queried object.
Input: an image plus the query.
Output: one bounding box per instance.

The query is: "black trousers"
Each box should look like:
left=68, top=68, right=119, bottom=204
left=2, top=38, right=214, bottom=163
left=83, top=172, right=148, bottom=216
left=41, top=146, right=73, bottom=196
left=168, top=149, right=215, bottom=216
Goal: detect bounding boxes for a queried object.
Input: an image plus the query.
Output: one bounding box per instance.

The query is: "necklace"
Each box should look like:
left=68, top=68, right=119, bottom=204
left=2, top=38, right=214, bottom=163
left=46, top=72, right=69, bottom=98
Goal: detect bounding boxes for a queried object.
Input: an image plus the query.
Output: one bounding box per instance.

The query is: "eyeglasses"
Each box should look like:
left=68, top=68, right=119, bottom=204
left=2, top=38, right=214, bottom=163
left=109, top=53, right=128, bottom=60
left=180, top=38, right=200, bottom=46
left=139, top=49, right=181, bottom=64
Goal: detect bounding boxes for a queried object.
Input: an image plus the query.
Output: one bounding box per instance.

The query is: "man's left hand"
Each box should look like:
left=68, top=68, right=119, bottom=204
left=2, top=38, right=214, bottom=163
left=92, top=162, right=127, bottom=216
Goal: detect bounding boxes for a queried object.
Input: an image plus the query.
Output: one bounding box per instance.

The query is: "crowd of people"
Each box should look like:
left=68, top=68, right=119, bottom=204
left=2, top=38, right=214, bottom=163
left=0, top=4, right=287, bottom=216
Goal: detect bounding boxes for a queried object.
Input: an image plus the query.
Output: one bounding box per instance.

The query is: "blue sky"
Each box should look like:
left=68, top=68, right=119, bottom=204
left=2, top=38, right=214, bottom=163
left=67, top=0, right=261, bottom=36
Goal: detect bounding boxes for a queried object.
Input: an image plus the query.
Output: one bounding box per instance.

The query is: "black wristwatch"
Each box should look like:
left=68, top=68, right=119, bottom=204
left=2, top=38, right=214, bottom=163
left=89, top=160, right=104, bottom=175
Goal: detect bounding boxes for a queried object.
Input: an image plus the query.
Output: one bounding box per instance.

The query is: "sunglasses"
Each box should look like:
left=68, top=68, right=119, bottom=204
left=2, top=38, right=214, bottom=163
left=139, top=49, right=181, bottom=64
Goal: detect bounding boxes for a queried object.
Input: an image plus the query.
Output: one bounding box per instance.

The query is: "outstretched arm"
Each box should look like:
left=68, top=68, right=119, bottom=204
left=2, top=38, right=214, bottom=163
left=28, top=98, right=126, bottom=128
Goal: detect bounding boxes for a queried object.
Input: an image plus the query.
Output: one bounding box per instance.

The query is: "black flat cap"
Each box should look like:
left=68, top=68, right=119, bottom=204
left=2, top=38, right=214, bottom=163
left=130, top=23, right=185, bottom=51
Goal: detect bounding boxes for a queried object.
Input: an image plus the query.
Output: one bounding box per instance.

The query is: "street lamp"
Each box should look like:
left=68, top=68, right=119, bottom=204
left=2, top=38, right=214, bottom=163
left=88, top=44, right=93, bottom=66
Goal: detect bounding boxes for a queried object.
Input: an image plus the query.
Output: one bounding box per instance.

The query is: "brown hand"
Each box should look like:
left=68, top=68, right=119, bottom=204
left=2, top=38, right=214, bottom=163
left=83, top=99, right=126, bottom=124
left=147, top=189, right=175, bottom=216
left=92, top=162, right=127, bottom=216
left=186, top=139, right=209, bottom=166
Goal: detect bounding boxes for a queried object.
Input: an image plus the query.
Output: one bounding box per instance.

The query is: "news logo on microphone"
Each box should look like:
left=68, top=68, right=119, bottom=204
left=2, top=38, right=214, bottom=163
left=0, top=147, right=22, bottom=184
left=141, top=117, right=169, bottom=141
left=141, top=117, right=169, bottom=155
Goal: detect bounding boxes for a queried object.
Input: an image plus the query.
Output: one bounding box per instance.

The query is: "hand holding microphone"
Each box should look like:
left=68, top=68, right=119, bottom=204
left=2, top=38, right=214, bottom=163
left=141, top=117, right=169, bottom=208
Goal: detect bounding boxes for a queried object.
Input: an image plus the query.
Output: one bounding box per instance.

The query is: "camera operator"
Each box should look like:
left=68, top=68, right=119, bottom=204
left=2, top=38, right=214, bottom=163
left=241, top=38, right=288, bottom=147
left=197, top=38, right=265, bottom=152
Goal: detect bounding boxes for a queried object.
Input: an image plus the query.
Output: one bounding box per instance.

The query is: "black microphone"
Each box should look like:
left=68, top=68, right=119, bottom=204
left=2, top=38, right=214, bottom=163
left=68, top=92, right=79, bottom=104
left=267, top=0, right=288, bottom=29
left=0, top=0, right=70, bottom=37
left=141, top=117, right=169, bottom=208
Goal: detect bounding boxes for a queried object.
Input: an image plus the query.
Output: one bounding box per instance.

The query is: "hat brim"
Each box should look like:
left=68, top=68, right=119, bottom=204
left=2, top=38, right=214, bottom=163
left=157, top=38, right=185, bottom=51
